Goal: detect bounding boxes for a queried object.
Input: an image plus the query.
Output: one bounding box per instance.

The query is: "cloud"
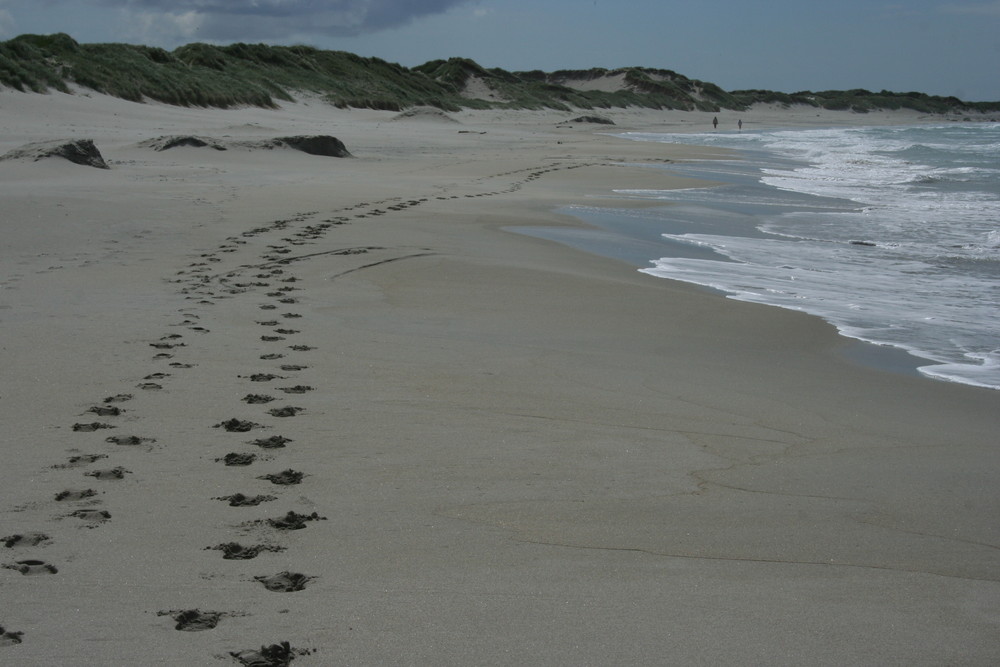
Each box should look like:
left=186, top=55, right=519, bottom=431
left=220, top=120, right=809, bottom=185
left=117, top=9, right=204, bottom=44
left=0, top=9, right=14, bottom=38
left=941, top=1, right=1000, bottom=17
left=102, top=0, right=475, bottom=41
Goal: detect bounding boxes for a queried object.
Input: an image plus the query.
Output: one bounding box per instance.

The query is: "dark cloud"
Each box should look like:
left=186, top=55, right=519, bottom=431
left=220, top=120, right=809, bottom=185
left=105, top=0, right=474, bottom=38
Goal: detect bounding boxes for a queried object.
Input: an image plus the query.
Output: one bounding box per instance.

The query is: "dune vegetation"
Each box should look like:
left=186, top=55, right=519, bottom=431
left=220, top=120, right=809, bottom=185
left=2, top=33, right=997, bottom=115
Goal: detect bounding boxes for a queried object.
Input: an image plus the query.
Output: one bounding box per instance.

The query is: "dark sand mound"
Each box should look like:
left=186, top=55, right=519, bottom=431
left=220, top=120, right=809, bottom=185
left=139, top=134, right=351, bottom=157
left=140, top=135, right=228, bottom=151
left=392, top=107, right=459, bottom=123
left=1, top=139, right=110, bottom=168
left=268, top=135, right=352, bottom=157
left=558, top=115, right=615, bottom=126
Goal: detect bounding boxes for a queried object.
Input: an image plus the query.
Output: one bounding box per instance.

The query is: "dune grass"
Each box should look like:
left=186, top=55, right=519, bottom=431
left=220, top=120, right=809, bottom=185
left=2, top=33, right=996, bottom=115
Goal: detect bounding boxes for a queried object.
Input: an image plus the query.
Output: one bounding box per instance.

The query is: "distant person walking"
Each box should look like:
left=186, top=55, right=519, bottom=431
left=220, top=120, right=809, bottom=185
left=712, top=116, right=718, bottom=129
left=738, top=119, right=743, bottom=131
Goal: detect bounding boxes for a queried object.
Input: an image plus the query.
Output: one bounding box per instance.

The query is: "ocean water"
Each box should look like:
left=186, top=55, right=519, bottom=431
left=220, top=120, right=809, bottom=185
left=578, top=123, right=1000, bottom=390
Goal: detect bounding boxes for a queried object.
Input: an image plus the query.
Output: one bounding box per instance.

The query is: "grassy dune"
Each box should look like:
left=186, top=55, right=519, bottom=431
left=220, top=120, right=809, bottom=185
left=2, top=33, right=997, bottom=115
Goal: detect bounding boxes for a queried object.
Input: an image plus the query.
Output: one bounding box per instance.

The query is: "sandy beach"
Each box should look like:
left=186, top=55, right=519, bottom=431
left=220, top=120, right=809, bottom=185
left=1, top=89, right=998, bottom=665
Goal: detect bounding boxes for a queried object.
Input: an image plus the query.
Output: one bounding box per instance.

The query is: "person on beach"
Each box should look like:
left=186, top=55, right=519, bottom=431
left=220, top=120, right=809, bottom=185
left=712, top=116, right=718, bottom=129
left=738, top=119, right=743, bottom=131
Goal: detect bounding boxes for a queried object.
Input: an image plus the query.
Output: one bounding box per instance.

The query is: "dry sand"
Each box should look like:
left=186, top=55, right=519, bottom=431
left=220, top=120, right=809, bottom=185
left=1, top=89, right=998, bottom=665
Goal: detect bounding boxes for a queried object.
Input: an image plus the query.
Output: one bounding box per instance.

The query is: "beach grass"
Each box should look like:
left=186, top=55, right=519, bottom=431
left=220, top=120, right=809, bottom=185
left=2, top=33, right=998, bottom=114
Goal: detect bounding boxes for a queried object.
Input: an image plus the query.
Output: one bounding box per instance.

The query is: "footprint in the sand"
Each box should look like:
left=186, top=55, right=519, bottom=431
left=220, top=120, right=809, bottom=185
left=3, top=559, right=58, bottom=575
left=258, top=511, right=324, bottom=530
left=149, top=342, right=185, bottom=350
left=267, top=406, right=303, bottom=418
left=279, top=365, right=307, bottom=372
left=72, top=422, right=116, bottom=432
left=55, top=489, right=98, bottom=501
left=105, top=435, right=156, bottom=446
left=207, top=542, right=284, bottom=560
left=2, top=532, right=51, bottom=548
left=52, top=454, right=107, bottom=469
left=216, top=453, right=258, bottom=466
left=214, top=418, right=262, bottom=433
left=0, top=626, right=24, bottom=646
left=215, top=493, right=277, bottom=507
left=69, top=509, right=111, bottom=525
left=258, top=470, right=305, bottom=486
left=244, top=373, right=284, bottom=382
left=103, top=393, right=133, bottom=403
left=259, top=354, right=285, bottom=361
left=250, top=436, right=292, bottom=450
left=261, top=335, right=285, bottom=342
left=288, top=345, right=314, bottom=352
left=137, top=382, right=162, bottom=391
left=253, top=571, right=313, bottom=592
left=86, top=405, right=123, bottom=417
left=84, top=467, right=131, bottom=480
left=230, top=642, right=310, bottom=667
left=158, top=609, right=223, bottom=631
left=243, top=394, right=276, bottom=404
left=278, top=386, right=313, bottom=394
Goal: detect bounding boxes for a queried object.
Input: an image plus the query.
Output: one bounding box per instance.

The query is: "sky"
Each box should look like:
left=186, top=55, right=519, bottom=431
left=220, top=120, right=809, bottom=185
left=1, top=0, right=998, bottom=101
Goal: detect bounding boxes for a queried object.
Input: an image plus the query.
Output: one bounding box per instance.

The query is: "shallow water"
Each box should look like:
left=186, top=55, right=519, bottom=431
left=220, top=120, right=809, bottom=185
left=561, top=123, right=1000, bottom=389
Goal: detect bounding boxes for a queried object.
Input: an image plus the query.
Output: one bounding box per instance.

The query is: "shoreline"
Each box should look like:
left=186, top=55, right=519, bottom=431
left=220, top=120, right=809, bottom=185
left=548, top=123, right=998, bottom=389
left=510, top=218, right=933, bottom=381
left=2, top=91, right=998, bottom=664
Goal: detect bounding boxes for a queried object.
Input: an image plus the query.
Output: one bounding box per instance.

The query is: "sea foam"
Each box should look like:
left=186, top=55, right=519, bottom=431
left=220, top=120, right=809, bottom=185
left=611, top=123, right=1000, bottom=389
